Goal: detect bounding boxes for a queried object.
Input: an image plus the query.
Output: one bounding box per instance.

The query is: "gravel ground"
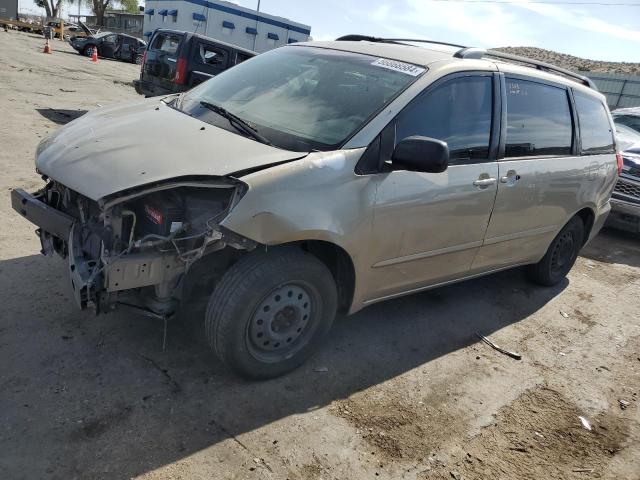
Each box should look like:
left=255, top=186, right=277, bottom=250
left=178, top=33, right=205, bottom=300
left=1, top=31, right=639, bottom=480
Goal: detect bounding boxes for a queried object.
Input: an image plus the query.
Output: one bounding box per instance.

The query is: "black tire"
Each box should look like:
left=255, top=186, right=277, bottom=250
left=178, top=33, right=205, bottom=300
left=526, top=216, right=585, bottom=286
left=83, top=45, right=95, bottom=57
left=205, top=247, right=338, bottom=379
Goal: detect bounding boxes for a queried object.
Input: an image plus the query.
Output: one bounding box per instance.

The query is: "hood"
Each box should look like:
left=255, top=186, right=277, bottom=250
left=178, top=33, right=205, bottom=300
left=36, top=98, right=307, bottom=201
left=77, top=20, right=94, bottom=36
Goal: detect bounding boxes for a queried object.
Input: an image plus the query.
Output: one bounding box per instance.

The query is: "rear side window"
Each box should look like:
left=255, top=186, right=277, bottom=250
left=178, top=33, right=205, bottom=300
left=236, top=52, right=253, bottom=64
left=151, top=33, right=181, bottom=54
left=396, top=75, right=493, bottom=163
left=505, top=79, right=572, bottom=158
left=575, top=93, right=615, bottom=154
left=198, top=44, right=227, bottom=66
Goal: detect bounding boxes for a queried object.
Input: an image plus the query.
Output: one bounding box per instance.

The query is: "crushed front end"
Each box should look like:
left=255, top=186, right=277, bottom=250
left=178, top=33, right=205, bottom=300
left=11, top=178, right=256, bottom=317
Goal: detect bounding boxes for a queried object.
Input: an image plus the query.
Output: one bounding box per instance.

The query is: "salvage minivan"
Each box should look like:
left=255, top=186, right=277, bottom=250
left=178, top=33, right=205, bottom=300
left=11, top=36, right=621, bottom=378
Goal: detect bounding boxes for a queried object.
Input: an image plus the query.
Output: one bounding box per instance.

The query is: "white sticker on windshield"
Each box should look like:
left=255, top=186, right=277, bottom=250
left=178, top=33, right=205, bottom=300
left=371, top=58, right=425, bottom=76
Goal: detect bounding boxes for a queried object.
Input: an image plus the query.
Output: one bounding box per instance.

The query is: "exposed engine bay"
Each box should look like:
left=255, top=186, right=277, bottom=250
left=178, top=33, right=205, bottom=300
left=19, top=178, right=257, bottom=318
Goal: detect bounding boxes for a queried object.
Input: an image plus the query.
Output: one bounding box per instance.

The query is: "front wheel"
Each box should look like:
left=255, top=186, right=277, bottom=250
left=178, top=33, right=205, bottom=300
left=526, top=216, right=585, bottom=286
left=205, top=248, right=338, bottom=379
left=82, top=45, right=95, bottom=57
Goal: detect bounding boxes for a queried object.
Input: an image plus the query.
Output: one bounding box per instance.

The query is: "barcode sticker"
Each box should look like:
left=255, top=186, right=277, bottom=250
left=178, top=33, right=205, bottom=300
left=371, top=58, right=425, bottom=76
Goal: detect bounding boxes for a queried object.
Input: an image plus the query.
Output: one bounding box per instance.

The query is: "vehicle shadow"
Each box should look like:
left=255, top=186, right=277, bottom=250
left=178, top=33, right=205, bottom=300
left=582, top=227, right=640, bottom=268
left=0, top=252, right=568, bottom=479
left=36, top=108, right=88, bottom=125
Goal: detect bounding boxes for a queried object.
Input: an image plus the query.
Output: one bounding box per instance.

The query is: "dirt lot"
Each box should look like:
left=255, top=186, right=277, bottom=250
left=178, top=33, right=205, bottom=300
left=1, top=31, right=639, bottom=480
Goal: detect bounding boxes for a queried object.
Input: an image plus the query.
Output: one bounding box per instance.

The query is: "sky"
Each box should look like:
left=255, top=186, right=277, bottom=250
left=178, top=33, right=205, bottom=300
left=18, top=0, right=640, bottom=62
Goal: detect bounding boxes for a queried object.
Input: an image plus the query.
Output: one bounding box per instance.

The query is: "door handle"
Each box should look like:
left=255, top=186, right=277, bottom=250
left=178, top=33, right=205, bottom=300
left=500, top=170, right=521, bottom=184
left=473, top=177, right=497, bottom=187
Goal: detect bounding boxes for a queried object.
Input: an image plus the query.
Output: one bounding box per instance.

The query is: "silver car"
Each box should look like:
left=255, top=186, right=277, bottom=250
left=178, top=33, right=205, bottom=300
left=609, top=119, right=640, bottom=232
left=11, top=36, right=620, bottom=378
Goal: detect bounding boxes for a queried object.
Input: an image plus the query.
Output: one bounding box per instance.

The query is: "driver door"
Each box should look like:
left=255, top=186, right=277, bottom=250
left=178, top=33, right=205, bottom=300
left=100, top=34, right=118, bottom=58
left=365, top=72, right=500, bottom=302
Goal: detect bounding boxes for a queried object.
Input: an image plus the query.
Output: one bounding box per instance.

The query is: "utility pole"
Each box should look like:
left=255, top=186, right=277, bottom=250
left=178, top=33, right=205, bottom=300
left=252, top=0, right=260, bottom=52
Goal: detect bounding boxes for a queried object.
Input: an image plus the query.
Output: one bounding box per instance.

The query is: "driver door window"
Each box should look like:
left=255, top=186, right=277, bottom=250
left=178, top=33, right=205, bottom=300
left=395, top=75, right=493, bottom=165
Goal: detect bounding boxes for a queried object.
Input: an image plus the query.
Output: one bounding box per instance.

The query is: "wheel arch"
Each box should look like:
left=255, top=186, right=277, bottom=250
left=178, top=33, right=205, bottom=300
left=573, top=207, right=595, bottom=246
left=289, top=240, right=356, bottom=314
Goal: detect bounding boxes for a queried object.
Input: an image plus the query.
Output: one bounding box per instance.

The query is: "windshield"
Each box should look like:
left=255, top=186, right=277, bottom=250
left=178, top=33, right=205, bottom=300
left=176, top=46, right=424, bottom=151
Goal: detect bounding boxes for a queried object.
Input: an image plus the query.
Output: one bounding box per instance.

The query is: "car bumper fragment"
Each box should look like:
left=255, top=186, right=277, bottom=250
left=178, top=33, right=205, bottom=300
left=11, top=188, right=74, bottom=240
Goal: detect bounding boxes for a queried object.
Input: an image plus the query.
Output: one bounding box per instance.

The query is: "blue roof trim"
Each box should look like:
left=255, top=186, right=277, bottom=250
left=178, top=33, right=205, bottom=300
left=267, top=32, right=279, bottom=40
left=158, top=9, right=168, bottom=15
left=144, top=31, right=152, bottom=36
left=288, top=38, right=298, bottom=43
left=149, top=0, right=311, bottom=35
left=145, top=8, right=154, bottom=14
left=193, top=12, right=206, bottom=21
left=245, top=26, right=257, bottom=35
left=222, top=20, right=235, bottom=29
left=168, top=9, right=177, bottom=15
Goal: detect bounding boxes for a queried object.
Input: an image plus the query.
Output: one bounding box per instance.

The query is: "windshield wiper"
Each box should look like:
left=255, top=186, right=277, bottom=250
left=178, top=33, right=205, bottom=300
left=199, top=101, right=272, bottom=146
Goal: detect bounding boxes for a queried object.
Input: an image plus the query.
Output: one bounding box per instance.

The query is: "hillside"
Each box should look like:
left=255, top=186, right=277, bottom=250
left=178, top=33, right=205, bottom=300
left=493, top=47, right=640, bottom=75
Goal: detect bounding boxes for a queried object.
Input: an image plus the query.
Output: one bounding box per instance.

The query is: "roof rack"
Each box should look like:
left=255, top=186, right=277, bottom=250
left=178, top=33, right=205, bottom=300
left=455, top=48, right=596, bottom=89
left=335, top=35, right=596, bottom=90
left=335, top=35, right=466, bottom=49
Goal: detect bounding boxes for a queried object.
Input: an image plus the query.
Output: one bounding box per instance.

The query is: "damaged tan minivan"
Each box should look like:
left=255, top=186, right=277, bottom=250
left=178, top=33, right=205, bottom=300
left=12, top=36, right=621, bottom=378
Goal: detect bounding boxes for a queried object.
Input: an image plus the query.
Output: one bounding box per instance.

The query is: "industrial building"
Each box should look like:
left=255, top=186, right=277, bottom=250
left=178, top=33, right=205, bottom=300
left=0, top=0, right=18, bottom=20
left=586, top=72, right=640, bottom=110
left=142, top=0, right=311, bottom=52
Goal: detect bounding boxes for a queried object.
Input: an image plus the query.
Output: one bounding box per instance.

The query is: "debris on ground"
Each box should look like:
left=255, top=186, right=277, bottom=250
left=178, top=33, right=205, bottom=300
left=618, top=399, right=630, bottom=410
left=579, top=416, right=592, bottom=431
left=313, top=366, right=329, bottom=372
left=572, top=467, right=595, bottom=473
left=475, top=333, right=522, bottom=360
left=560, top=310, right=570, bottom=318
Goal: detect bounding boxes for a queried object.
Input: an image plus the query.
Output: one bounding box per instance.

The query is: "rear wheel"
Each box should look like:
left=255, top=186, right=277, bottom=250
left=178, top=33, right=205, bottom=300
left=527, top=216, right=584, bottom=286
left=205, top=248, right=337, bottom=379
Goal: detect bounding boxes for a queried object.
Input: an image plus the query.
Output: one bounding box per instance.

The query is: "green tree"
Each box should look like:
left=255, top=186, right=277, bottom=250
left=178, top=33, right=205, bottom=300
left=34, top=0, right=63, bottom=18
left=88, top=0, right=112, bottom=26
left=65, top=0, right=139, bottom=26
left=119, top=0, right=139, bottom=14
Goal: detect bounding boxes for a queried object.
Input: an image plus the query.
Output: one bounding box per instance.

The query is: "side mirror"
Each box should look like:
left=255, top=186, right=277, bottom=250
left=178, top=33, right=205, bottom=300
left=391, top=136, right=449, bottom=173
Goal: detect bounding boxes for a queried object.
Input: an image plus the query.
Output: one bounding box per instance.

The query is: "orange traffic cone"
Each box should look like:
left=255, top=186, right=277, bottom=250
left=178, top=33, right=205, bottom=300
left=43, top=39, right=52, bottom=54
left=91, top=46, right=98, bottom=63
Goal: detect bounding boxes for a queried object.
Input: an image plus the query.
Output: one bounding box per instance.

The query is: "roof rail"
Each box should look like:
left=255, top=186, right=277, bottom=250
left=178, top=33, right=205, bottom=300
left=454, top=47, right=597, bottom=90
left=335, top=35, right=596, bottom=90
left=336, top=35, right=467, bottom=49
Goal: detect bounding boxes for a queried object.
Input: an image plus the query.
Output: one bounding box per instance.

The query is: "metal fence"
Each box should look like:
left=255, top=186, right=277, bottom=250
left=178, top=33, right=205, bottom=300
left=585, top=72, right=640, bottom=110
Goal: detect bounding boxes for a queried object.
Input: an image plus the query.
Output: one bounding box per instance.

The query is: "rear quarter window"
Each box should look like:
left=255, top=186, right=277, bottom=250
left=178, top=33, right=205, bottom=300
left=151, top=33, right=182, bottom=54
left=575, top=93, right=615, bottom=154
left=504, top=79, right=573, bottom=158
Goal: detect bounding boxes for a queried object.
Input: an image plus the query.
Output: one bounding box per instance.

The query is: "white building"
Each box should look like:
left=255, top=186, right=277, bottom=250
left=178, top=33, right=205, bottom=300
left=142, top=0, right=311, bottom=52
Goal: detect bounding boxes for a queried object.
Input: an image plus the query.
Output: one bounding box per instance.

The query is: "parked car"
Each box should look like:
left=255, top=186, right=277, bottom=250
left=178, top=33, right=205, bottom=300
left=134, top=29, right=255, bottom=97
left=11, top=36, right=620, bottom=379
left=608, top=121, right=640, bottom=232
left=69, top=31, right=146, bottom=64
left=613, top=107, right=640, bottom=134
